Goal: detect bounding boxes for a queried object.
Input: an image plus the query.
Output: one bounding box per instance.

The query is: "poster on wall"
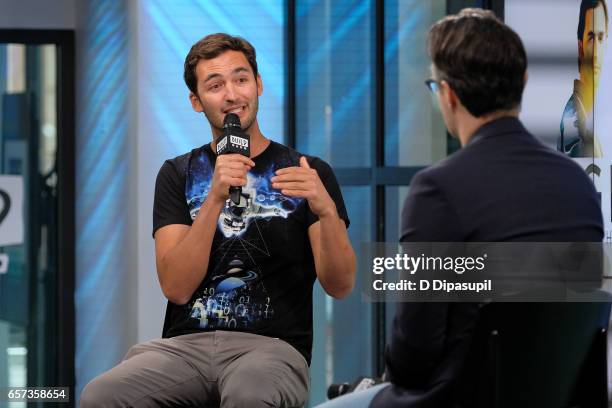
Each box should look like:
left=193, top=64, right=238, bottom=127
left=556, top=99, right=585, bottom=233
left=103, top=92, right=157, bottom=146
left=506, top=0, right=610, bottom=238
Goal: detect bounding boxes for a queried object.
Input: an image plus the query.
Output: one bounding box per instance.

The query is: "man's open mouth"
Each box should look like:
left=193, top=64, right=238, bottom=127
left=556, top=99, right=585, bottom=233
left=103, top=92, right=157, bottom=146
left=224, top=105, right=246, bottom=114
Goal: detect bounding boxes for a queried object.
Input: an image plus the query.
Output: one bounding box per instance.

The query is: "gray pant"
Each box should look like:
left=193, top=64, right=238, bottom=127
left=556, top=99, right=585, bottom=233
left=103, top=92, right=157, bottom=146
left=80, top=331, right=310, bottom=408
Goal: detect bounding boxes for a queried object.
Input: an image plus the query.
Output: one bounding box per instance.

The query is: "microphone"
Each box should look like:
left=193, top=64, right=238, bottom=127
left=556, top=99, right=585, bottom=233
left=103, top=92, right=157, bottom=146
left=327, top=376, right=381, bottom=400
left=216, top=113, right=250, bottom=205
left=327, top=383, right=350, bottom=400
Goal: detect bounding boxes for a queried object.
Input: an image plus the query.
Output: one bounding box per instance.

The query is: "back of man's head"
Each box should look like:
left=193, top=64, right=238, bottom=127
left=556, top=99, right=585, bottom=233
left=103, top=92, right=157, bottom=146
left=428, top=8, right=527, bottom=117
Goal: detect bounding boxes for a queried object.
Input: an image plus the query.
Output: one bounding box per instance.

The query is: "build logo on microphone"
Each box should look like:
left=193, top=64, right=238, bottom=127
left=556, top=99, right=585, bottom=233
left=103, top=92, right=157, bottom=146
left=230, top=135, right=249, bottom=151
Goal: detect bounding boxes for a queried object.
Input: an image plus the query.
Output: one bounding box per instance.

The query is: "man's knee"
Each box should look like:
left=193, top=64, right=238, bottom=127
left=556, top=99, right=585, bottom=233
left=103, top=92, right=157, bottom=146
left=221, top=389, right=277, bottom=408
left=222, top=377, right=307, bottom=408
left=80, top=374, right=128, bottom=408
left=221, top=377, right=281, bottom=408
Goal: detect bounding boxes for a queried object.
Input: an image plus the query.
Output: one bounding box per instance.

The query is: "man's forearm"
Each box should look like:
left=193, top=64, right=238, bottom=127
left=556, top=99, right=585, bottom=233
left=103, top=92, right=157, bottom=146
left=315, top=210, right=356, bottom=299
left=158, top=197, right=225, bottom=304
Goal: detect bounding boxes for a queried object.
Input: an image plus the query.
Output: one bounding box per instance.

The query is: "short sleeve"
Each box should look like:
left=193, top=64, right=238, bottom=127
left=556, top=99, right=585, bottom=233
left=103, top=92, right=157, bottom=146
left=152, top=160, right=192, bottom=237
left=306, top=157, right=350, bottom=228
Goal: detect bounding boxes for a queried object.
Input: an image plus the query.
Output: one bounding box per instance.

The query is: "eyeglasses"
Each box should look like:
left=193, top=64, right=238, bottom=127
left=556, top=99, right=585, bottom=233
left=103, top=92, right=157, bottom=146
left=424, top=79, right=442, bottom=112
left=425, top=79, right=440, bottom=94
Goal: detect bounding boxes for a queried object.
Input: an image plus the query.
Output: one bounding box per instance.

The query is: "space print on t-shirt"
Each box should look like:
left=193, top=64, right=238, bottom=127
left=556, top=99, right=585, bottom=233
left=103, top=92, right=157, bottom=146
left=185, top=152, right=301, bottom=237
left=184, top=148, right=303, bottom=330
left=189, top=258, right=274, bottom=330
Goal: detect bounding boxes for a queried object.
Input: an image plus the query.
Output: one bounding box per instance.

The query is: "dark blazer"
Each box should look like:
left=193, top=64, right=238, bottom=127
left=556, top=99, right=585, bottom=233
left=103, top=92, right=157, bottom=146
left=371, top=117, right=603, bottom=407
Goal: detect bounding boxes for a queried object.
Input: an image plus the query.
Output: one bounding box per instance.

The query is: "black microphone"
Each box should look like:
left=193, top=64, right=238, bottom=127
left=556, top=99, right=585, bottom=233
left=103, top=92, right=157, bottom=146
left=327, top=383, right=350, bottom=400
left=216, top=113, right=250, bottom=205
left=327, top=376, right=381, bottom=400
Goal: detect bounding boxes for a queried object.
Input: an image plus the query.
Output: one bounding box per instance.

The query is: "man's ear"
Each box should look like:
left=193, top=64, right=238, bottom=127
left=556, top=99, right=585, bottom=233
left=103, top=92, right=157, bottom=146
left=440, top=80, right=458, bottom=110
left=189, top=92, right=204, bottom=113
left=256, top=74, right=263, bottom=97
left=524, top=71, right=529, bottom=87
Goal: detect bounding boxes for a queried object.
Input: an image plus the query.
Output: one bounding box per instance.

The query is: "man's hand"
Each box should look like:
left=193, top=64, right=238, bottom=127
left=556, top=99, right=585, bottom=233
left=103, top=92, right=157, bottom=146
left=210, top=154, right=255, bottom=203
left=273, top=156, right=356, bottom=298
left=271, top=157, right=336, bottom=217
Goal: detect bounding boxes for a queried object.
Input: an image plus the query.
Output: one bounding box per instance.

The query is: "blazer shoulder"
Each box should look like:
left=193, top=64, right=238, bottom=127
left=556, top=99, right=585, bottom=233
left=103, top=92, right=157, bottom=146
left=413, top=152, right=465, bottom=186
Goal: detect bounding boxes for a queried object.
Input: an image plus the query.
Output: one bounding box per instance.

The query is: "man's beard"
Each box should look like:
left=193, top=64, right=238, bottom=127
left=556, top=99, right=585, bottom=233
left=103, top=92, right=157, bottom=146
left=206, top=98, right=259, bottom=136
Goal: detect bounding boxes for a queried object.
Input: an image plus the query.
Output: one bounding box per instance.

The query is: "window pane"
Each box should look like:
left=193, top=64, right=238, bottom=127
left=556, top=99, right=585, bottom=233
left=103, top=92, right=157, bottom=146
left=384, top=0, right=447, bottom=166
left=309, top=186, right=372, bottom=406
left=0, top=43, right=59, bottom=402
left=383, top=186, right=410, bottom=342
left=296, top=0, right=373, bottom=167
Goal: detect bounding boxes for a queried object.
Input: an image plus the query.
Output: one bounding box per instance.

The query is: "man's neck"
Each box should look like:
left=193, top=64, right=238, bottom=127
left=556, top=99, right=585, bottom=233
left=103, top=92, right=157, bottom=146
left=247, top=133, right=270, bottom=158
left=458, top=109, right=520, bottom=147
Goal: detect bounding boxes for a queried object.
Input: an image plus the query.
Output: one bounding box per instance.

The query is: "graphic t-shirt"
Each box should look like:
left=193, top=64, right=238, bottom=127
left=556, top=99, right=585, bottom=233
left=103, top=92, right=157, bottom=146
left=153, top=141, right=349, bottom=364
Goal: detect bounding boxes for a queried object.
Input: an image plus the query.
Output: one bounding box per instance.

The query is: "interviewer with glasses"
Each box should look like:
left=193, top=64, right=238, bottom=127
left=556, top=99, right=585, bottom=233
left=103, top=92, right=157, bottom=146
left=316, top=7, right=603, bottom=408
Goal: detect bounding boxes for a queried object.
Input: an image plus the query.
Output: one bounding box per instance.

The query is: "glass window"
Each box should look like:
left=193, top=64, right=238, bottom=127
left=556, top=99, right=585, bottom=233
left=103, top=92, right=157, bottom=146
left=384, top=0, right=447, bottom=166
left=296, top=0, right=373, bottom=167
left=0, top=42, right=60, bottom=404
left=309, top=186, right=372, bottom=406
left=383, top=186, right=410, bottom=340
left=297, top=1, right=450, bottom=401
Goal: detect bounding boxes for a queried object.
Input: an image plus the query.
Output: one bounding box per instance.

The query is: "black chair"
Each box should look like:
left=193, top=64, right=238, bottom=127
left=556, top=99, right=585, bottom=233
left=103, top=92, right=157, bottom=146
left=459, top=301, right=610, bottom=408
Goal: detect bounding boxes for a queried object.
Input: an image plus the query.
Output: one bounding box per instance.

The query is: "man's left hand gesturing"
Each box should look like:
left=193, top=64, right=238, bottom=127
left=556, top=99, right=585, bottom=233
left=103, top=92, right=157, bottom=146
left=271, top=156, right=337, bottom=218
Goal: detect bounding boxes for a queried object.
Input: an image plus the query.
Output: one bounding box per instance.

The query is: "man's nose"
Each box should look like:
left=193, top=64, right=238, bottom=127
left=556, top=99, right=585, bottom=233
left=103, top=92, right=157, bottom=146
left=594, top=34, right=605, bottom=57
left=224, top=82, right=237, bottom=101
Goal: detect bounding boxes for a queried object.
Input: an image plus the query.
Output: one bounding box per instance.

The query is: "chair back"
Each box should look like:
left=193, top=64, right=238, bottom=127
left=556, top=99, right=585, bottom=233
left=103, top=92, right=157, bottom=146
left=459, top=301, right=610, bottom=408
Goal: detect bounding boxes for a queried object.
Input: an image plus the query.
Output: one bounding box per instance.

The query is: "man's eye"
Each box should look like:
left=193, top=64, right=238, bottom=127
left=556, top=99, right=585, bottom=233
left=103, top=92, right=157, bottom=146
left=209, top=83, right=222, bottom=91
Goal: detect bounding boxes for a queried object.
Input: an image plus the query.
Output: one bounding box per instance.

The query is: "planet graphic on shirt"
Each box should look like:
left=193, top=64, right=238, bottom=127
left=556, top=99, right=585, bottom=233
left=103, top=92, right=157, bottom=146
left=213, top=259, right=259, bottom=293
left=216, top=277, right=247, bottom=292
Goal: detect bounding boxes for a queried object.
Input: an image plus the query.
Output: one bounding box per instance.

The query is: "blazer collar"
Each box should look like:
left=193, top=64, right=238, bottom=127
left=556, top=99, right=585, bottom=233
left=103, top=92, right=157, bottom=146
left=466, top=116, right=527, bottom=147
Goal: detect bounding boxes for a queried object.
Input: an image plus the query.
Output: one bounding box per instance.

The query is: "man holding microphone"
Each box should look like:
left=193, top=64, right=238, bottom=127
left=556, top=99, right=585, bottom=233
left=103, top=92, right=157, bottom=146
left=81, top=33, right=356, bottom=408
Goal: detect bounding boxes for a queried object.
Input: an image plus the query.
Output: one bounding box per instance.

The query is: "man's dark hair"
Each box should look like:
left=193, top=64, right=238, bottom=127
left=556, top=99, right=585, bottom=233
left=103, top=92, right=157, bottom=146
left=184, top=33, right=258, bottom=96
left=578, top=0, right=609, bottom=40
left=427, top=8, right=527, bottom=117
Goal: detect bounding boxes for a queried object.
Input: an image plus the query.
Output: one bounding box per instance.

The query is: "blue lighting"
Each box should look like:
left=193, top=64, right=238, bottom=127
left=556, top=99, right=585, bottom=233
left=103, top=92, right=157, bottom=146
left=143, top=0, right=286, bottom=155
left=75, top=0, right=130, bottom=399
